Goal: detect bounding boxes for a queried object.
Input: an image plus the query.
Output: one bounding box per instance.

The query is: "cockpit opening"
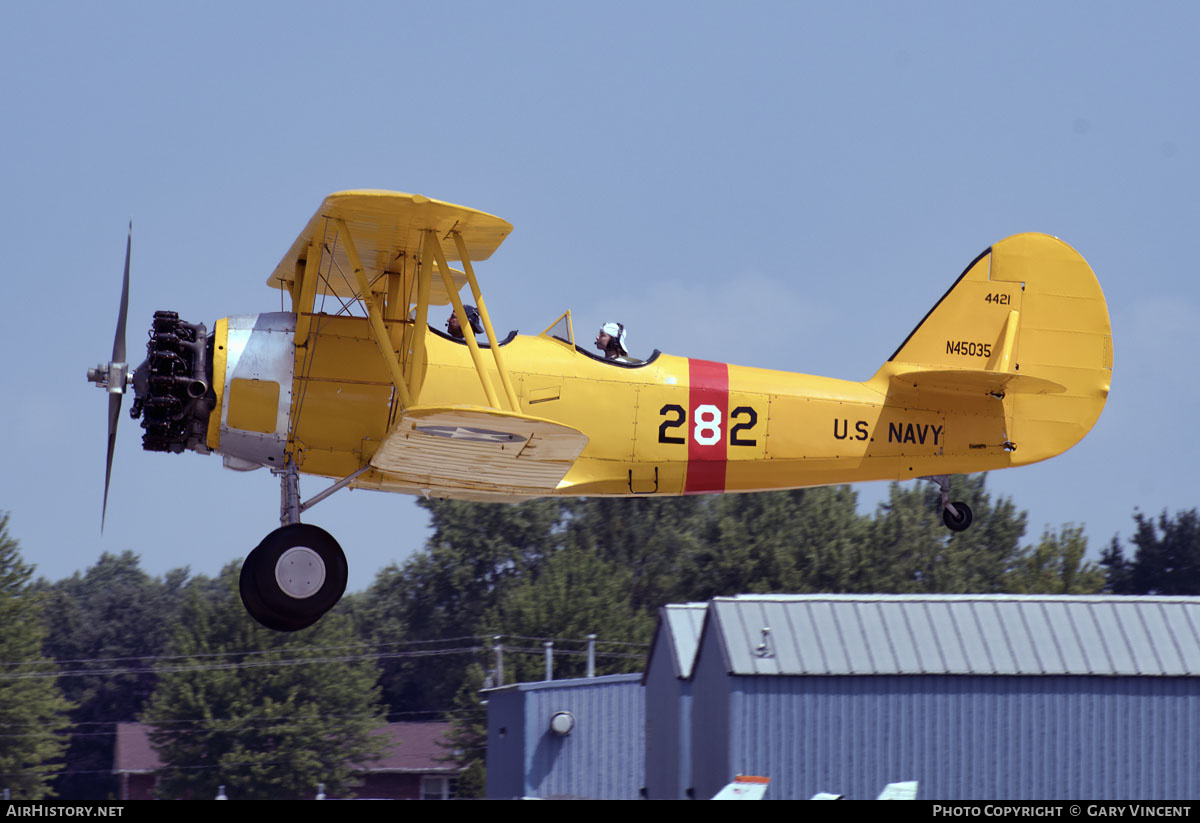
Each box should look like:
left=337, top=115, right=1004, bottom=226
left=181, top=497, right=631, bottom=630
left=540, top=308, right=659, bottom=368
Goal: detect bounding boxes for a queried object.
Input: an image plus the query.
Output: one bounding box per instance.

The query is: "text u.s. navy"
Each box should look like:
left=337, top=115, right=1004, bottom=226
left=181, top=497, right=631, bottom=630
left=832, top=417, right=944, bottom=445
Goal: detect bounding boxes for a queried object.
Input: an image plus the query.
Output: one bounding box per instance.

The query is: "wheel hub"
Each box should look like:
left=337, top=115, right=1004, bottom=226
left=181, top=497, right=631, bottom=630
left=274, top=546, right=326, bottom=599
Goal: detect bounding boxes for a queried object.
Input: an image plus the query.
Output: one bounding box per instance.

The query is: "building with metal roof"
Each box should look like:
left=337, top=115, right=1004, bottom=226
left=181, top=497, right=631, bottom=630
left=644, top=603, right=706, bottom=798
left=689, top=594, right=1200, bottom=800
left=485, top=673, right=644, bottom=799
left=482, top=594, right=1200, bottom=800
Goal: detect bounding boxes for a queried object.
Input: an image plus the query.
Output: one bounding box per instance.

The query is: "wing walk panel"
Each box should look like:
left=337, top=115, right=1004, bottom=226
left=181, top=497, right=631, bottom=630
left=370, top=406, right=588, bottom=493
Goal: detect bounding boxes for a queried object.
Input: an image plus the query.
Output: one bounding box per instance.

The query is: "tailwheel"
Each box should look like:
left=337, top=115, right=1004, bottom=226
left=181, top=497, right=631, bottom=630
left=239, top=524, right=348, bottom=631
left=942, top=501, right=973, bottom=532
left=923, top=475, right=975, bottom=533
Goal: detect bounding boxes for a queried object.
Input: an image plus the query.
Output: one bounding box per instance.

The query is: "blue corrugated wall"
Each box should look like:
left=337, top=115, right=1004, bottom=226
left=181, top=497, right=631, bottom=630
left=644, top=643, right=695, bottom=798
left=699, top=674, right=1200, bottom=800
left=487, top=675, right=644, bottom=799
left=486, top=689, right=526, bottom=798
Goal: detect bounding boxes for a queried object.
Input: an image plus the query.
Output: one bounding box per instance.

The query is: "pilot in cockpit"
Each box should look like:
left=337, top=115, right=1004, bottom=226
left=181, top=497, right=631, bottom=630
left=447, top=305, right=484, bottom=340
left=595, top=322, right=634, bottom=363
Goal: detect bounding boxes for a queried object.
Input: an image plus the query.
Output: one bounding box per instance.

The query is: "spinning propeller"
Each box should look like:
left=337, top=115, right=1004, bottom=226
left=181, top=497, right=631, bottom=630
left=85, top=224, right=132, bottom=530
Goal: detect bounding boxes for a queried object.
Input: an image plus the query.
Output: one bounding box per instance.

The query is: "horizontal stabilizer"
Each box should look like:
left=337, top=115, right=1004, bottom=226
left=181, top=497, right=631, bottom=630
left=370, top=405, right=588, bottom=494
left=890, top=369, right=1066, bottom=396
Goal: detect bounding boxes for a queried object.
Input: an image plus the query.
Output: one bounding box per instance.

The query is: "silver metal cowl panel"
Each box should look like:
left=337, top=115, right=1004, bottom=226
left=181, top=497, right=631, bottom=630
left=219, top=312, right=296, bottom=468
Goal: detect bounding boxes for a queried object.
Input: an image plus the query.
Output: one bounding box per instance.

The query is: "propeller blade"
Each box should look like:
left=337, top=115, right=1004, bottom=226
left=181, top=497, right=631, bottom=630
left=113, top=223, right=130, bottom=364
left=103, top=391, right=121, bottom=531
left=100, top=222, right=131, bottom=531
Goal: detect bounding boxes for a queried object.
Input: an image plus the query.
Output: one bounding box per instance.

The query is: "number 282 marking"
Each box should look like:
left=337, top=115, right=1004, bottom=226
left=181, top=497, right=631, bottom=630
left=659, top=404, right=759, bottom=446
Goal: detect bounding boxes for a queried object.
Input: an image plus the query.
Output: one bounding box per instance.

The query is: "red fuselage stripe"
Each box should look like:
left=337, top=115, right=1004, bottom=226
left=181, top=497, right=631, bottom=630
left=684, top=358, right=729, bottom=494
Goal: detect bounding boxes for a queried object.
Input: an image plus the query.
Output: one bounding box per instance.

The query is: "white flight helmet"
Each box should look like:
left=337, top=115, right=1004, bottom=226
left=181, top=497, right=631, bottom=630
left=600, top=322, right=628, bottom=357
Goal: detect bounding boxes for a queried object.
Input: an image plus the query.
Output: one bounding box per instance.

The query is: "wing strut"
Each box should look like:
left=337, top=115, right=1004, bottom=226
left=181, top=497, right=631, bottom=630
left=292, top=241, right=323, bottom=349
left=335, top=218, right=414, bottom=409
left=407, top=241, right=433, bottom=402
left=295, top=210, right=519, bottom=421
left=451, top=230, right=520, bottom=412
left=424, top=229, right=519, bottom=412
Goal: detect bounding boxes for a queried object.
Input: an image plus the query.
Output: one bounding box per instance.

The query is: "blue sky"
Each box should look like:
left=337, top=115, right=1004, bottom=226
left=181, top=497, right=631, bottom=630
left=2, top=1, right=1196, bottom=590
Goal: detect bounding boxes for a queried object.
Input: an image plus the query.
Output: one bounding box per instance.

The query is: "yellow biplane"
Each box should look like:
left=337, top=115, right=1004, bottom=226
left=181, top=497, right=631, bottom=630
left=87, top=191, right=1112, bottom=630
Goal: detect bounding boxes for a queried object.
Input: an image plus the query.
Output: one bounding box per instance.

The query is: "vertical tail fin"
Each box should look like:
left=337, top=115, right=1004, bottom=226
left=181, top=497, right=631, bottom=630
left=878, top=233, right=1112, bottom=465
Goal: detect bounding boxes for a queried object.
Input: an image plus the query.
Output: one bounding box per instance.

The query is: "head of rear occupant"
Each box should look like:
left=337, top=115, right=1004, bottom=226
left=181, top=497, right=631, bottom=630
left=446, top=305, right=484, bottom=339
left=595, top=322, right=631, bottom=362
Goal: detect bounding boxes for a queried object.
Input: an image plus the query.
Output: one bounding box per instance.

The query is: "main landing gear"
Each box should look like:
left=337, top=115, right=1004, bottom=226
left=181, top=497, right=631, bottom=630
left=240, top=524, right=347, bottom=631
left=239, top=460, right=350, bottom=631
left=925, top=475, right=973, bottom=532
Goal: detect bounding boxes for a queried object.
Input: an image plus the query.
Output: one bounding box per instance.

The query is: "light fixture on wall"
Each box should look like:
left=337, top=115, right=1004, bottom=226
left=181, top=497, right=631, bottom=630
left=549, top=710, right=575, bottom=736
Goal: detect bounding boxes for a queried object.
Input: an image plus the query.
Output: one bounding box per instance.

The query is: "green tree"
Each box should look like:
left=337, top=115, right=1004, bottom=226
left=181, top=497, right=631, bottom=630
left=37, top=552, right=187, bottom=799
left=143, top=565, right=385, bottom=800
left=490, top=542, right=653, bottom=683
left=784, top=485, right=873, bottom=591
left=1006, top=525, right=1105, bottom=594
left=863, top=475, right=1026, bottom=592
left=364, top=498, right=564, bottom=715
left=442, top=662, right=488, bottom=799
left=680, top=487, right=869, bottom=598
left=563, top=496, right=710, bottom=611
left=0, top=514, right=71, bottom=799
left=1100, top=536, right=1134, bottom=594
left=1103, top=509, right=1200, bottom=594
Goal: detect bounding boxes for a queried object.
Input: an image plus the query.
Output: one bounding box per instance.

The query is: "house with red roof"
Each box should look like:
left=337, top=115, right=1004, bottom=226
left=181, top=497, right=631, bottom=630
left=114, top=722, right=461, bottom=800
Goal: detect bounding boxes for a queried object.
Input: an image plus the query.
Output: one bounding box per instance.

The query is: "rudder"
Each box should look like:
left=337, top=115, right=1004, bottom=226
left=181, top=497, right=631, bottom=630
left=882, top=233, right=1112, bottom=465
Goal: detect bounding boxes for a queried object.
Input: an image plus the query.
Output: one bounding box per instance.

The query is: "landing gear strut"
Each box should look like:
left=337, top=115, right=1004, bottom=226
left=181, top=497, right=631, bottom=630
left=239, top=460, right=349, bottom=631
left=925, top=475, right=973, bottom=532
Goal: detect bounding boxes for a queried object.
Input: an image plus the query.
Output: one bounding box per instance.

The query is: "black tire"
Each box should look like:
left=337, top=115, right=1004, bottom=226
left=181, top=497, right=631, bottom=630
left=242, top=524, right=347, bottom=628
left=239, top=544, right=321, bottom=632
left=942, top=501, right=973, bottom=532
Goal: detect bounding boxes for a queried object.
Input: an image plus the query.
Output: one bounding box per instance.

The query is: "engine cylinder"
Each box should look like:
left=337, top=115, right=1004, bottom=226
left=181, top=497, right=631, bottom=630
left=131, top=311, right=215, bottom=454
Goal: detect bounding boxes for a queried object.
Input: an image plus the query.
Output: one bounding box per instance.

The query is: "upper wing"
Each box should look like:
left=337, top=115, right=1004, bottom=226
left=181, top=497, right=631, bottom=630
left=267, top=190, right=513, bottom=301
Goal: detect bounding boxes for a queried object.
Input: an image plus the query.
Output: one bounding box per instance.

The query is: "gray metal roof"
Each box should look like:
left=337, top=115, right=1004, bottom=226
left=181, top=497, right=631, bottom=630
left=707, top=594, right=1200, bottom=676
left=659, top=603, right=708, bottom=678
left=483, top=672, right=642, bottom=694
